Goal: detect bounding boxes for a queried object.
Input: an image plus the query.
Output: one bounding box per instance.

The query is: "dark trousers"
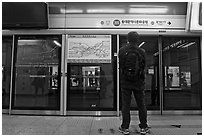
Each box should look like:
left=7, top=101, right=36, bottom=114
left=121, top=88, right=148, bottom=129
left=35, top=86, right=44, bottom=95
left=151, top=89, right=160, bottom=105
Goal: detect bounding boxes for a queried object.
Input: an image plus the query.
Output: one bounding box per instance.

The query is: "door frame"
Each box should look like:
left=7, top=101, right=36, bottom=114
left=158, top=35, right=164, bottom=115
left=8, top=34, right=63, bottom=115
left=63, top=34, right=118, bottom=116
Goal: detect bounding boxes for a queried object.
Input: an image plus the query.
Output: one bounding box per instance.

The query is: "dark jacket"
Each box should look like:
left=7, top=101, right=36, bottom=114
left=118, top=43, right=146, bottom=90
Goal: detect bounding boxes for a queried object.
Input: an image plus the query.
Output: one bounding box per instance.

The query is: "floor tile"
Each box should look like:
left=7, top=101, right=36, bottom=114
left=2, top=114, right=202, bottom=135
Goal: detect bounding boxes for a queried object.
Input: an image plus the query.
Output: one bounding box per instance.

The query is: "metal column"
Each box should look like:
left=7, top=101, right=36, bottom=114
left=60, top=35, right=66, bottom=115
left=117, top=34, right=120, bottom=116
left=8, top=35, right=15, bottom=115
left=158, top=35, right=163, bottom=115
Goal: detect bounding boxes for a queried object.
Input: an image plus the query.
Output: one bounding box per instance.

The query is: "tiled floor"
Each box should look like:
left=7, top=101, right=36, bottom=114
left=2, top=114, right=202, bottom=135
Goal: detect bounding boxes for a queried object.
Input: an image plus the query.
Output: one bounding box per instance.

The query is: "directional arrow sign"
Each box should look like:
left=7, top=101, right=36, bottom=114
left=168, top=21, right=172, bottom=25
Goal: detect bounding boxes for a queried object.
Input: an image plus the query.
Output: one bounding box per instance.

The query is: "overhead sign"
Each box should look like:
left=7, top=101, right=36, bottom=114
left=50, top=14, right=186, bottom=29
left=66, top=15, right=185, bottom=29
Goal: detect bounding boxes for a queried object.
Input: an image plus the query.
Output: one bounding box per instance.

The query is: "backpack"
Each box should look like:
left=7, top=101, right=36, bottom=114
left=122, top=46, right=144, bottom=81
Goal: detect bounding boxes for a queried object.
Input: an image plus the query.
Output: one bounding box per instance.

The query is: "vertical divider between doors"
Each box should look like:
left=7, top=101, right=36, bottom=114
left=64, top=35, right=68, bottom=115
left=158, top=35, right=163, bottom=115
left=117, top=34, right=120, bottom=116
left=61, top=34, right=68, bottom=115
left=60, top=35, right=65, bottom=115
left=9, top=35, right=15, bottom=115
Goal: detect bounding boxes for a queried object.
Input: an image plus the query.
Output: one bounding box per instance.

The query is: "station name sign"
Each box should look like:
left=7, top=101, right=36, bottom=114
left=111, top=19, right=173, bottom=27
left=62, top=14, right=186, bottom=29
left=103, top=16, right=184, bottom=29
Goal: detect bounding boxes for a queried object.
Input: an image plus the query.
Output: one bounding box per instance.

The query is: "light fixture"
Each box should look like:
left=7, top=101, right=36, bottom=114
left=53, top=40, right=61, bottom=47
left=18, top=40, right=40, bottom=46
left=60, top=9, right=83, bottom=14
left=177, top=42, right=189, bottom=48
left=129, top=7, right=168, bottom=14
left=182, top=42, right=196, bottom=48
left=139, top=42, right=145, bottom=48
left=86, top=9, right=125, bottom=13
left=129, top=5, right=168, bottom=8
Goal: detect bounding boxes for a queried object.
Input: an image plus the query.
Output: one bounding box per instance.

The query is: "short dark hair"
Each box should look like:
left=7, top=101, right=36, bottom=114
left=127, top=31, right=139, bottom=43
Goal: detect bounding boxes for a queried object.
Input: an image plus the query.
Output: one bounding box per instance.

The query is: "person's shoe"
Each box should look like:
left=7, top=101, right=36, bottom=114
left=140, top=127, right=150, bottom=135
left=119, top=126, right=130, bottom=135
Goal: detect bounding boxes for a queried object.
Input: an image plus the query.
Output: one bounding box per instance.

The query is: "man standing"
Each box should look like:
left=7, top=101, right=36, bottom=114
left=118, top=31, right=149, bottom=135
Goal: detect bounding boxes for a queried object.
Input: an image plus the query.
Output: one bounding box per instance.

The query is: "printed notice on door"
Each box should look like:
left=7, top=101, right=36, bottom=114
left=67, top=35, right=112, bottom=63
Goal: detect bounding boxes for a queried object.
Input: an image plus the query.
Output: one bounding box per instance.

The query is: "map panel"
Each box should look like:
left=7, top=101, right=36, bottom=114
left=67, top=35, right=111, bottom=63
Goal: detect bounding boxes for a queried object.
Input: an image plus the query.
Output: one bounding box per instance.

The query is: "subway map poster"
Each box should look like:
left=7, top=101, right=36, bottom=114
left=67, top=35, right=111, bottom=63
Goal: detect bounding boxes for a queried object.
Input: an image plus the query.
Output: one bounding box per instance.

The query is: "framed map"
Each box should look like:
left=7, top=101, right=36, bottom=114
left=67, top=35, right=111, bottom=63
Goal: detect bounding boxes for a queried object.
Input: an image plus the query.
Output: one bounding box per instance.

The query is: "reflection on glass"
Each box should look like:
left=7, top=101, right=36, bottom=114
left=148, top=66, right=159, bottom=107
left=16, top=39, right=60, bottom=65
left=31, top=67, right=46, bottom=95
left=82, top=66, right=100, bottom=88
left=162, top=37, right=201, bottom=109
left=68, top=64, right=114, bottom=110
left=2, top=37, right=13, bottom=109
left=165, top=66, right=191, bottom=90
left=166, top=66, right=180, bottom=88
left=14, top=36, right=61, bottom=110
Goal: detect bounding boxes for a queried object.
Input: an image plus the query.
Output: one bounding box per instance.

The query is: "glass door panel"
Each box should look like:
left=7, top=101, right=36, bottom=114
left=162, top=37, right=201, bottom=110
left=2, top=36, right=13, bottom=109
left=119, top=35, right=159, bottom=110
left=67, top=64, right=115, bottom=110
left=13, top=35, right=62, bottom=110
left=66, top=35, right=117, bottom=111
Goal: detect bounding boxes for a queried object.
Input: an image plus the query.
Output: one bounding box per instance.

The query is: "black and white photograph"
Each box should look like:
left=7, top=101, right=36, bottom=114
left=1, top=1, right=202, bottom=135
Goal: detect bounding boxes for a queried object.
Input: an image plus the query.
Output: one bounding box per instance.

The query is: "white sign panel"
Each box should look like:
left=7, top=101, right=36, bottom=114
left=65, top=14, right=186, bottom=29
left=67, top=35, right=112, bottom=63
